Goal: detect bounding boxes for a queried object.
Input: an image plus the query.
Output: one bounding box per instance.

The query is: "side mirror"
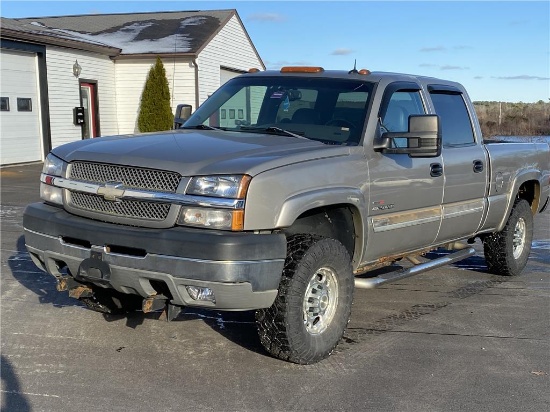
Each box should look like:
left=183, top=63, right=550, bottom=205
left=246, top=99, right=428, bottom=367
left=374, top=114, right=441, bottom=158
left=174, top=104, right=193, bottom=129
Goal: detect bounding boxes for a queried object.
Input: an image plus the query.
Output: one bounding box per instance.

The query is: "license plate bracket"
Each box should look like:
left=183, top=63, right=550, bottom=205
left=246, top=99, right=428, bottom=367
left=78, top=248, right=111, bottom=281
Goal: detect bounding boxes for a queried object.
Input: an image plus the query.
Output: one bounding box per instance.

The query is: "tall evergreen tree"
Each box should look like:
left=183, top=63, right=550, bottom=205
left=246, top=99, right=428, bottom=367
left=137, top=57, right=174, bottom=132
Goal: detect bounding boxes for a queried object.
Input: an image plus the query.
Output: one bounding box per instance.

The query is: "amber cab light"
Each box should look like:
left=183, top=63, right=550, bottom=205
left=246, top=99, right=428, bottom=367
left=358, top=69, right=371, bottom=75
left=281, top=66, right=324, bottom=73
left=248, top=68, right=260, bottom=73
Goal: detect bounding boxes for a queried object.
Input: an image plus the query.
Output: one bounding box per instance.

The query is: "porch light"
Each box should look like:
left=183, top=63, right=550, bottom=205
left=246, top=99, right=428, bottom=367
left=73, top=60, right=82, bottom=77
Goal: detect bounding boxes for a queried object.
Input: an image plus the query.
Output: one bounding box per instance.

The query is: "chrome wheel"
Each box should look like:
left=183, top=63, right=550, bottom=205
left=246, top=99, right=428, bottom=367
left=303, top=267, right=339, bottom=335
left=512, top=217, right=526, bottom=259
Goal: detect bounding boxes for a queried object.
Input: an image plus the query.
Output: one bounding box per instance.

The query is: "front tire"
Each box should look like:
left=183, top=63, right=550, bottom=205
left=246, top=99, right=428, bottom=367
left=483, top=199, right=533, bottom=276
left=256, top=235, right=354, bottom=364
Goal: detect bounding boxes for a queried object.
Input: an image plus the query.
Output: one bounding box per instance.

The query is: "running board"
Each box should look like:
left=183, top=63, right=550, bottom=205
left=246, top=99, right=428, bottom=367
left=354, top=247, right=476, bottom=289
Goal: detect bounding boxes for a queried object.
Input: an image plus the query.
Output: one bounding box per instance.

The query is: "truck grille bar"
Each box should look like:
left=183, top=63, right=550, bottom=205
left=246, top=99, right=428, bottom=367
left=69, top=161, right=181, bottom=193
left=64, top=162, right=182, bottom=225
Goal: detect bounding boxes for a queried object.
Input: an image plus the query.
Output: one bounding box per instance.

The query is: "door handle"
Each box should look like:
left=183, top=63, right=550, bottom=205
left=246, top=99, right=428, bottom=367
left=473, top=160, right=484, bottom=173
left=430, top=163, right=443, bottom=177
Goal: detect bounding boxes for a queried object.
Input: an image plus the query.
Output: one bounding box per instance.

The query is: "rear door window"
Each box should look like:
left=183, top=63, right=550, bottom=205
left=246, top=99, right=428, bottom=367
left=429, top=91, right=475, bottom=146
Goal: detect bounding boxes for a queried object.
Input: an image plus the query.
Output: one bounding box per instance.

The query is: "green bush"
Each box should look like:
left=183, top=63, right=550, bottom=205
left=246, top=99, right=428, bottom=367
left=137, top=57, right=174, bottom=132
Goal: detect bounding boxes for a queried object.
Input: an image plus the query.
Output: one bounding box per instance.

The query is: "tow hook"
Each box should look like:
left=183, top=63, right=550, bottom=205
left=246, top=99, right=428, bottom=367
left=142, top=294, right=168, bottom=313
left=142, top=295, right=184, bottom=322
left=68, top=285, right=94, bottom=299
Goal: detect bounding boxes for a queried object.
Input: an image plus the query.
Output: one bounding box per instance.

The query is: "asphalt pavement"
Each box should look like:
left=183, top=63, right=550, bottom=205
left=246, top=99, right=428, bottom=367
left=1, top=163, right=549, bottom=412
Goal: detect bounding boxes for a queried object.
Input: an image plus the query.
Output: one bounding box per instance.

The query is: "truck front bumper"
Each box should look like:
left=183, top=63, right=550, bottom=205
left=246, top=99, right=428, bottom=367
left=23, top=203, right=286, bottom=310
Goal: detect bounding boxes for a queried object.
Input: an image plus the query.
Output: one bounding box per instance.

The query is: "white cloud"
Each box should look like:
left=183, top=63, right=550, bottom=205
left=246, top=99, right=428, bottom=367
left=247, top=13, right=285, bottom=22
left=440, top=65, right=470, bottom=71
left=420, top=46, right=446, bottom=52
left=330, top=48, right=354, bottom=56
left=494, top=75, right=550, bottom=81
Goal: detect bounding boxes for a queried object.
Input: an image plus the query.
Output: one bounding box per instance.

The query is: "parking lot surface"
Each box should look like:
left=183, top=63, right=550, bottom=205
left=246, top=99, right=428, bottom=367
left=1, top=163, right=549, bottom=412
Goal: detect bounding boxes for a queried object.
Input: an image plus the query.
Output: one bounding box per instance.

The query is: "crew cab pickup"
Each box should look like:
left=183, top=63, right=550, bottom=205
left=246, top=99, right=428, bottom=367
left=24, top=67, right=550, bottom=364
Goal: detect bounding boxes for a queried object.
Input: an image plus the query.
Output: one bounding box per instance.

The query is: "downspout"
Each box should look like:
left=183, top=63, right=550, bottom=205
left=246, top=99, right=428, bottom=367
left=192, top=58, right=199, bottom=111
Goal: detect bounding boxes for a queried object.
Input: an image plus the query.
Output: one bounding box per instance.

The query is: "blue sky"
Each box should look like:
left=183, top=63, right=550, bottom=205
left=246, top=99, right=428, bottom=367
left=2, top=1, right=549, bottom=102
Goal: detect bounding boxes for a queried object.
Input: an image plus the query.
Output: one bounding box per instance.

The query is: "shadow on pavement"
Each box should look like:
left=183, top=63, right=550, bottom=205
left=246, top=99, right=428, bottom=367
left=1, top=355, right=31, bottom=412
left=8, top=236, right=77, bottom=308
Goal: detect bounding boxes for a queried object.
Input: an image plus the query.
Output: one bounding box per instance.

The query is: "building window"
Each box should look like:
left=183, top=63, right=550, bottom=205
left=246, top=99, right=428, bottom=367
left=229, top=109, right=235, bottom=119
left=0, top=97, right=9, bottom=111
left=221, top=109, right=226, bottom=119
left=238, top=109, right=244, bottom=119
left=17, top=98, right=32, bottom=112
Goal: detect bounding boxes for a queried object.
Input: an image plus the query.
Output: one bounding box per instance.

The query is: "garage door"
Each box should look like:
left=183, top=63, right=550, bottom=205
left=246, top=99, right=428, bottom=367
left=1, top=49, right=42, bottom=165
left=220, top=68, right=243, bottom=86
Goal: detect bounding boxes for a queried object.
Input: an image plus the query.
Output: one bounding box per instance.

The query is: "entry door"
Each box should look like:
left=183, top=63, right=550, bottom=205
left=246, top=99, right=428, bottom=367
left=80, top=82, right=98, bottom=138
left=429, top=89, right=488, bottom=243
left=365, top=86, right=444, bottom=261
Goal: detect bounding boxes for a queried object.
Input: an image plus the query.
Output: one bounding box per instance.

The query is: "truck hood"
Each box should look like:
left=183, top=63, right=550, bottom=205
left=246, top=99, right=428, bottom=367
left=52, top=130, right=351, bottom=176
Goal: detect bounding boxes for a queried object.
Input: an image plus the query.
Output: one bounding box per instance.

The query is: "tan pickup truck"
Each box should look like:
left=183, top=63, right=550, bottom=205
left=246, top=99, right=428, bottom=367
left=24, top=67, right=549, bottom=363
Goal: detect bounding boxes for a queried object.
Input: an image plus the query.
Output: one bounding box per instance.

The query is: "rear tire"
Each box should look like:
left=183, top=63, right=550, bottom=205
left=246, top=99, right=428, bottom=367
left=256, top=234, right=354, bottom=364
left=483, top=199, right=533, bottom=276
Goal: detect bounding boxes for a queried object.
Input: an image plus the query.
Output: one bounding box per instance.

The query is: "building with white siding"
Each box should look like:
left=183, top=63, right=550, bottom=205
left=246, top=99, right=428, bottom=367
left=0, top=10, right=264, bottom=165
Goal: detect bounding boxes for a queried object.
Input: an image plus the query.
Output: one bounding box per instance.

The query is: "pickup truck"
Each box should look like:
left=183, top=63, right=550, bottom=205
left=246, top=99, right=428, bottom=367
left=24, top=66, right=550, bottom=364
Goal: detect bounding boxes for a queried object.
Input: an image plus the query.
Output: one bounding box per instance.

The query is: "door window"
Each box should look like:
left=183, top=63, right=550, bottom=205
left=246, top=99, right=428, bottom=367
left=429, top=92, right=475, bottom=146
left=381, top=90, right=425, bottom=147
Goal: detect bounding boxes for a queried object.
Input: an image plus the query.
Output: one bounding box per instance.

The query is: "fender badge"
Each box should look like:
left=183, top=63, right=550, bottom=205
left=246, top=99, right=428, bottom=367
left=372, top=200, right=395, bottom=211
left=97, top=182, right=125, bottom=201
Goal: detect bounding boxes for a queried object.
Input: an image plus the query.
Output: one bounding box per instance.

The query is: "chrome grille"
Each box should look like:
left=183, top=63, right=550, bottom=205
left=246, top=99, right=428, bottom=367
left=69, top=162, right=180, bottom=192
left=69, top=192, right=170, bottom=221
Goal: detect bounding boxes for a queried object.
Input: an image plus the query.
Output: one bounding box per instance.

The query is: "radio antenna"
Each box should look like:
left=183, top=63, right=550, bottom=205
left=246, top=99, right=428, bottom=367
left=348, top=59, right=359, bottom=74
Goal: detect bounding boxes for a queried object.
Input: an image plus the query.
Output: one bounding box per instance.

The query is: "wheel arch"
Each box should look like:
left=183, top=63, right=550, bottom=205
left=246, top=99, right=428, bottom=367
left=497, top=174, right=541, bottom=231
left=281, top=201, right=364, bottom=268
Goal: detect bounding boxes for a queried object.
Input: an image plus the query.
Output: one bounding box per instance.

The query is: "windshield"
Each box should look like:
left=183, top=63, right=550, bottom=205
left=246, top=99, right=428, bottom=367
left=183, top=76, right=374, bottom=145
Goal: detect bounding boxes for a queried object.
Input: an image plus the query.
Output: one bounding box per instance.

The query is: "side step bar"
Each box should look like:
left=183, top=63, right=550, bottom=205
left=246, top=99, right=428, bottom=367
left=354, top=247, right=476, bottom=289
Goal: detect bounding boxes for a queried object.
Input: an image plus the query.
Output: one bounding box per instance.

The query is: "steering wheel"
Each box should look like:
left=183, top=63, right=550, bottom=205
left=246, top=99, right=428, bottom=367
left=325, top=119, right=356, bottom=130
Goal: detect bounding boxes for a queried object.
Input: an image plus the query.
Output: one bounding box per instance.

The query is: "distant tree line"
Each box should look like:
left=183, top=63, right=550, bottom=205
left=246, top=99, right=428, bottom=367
left=474, top=100, right=550, bottom=137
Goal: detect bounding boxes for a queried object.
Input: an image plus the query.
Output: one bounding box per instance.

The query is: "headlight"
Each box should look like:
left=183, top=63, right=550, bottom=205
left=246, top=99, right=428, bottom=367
left=186, top=175, right=251, bottom=198
left=178, top=208, right=244, bottom=231
left=42, top=153, right=66, bottom=177
left=40, top=153, right=67, bottom=205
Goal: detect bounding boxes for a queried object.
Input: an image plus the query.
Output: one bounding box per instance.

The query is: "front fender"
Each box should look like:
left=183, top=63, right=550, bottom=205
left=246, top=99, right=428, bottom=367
left=275, top=187, right=366, bottom=228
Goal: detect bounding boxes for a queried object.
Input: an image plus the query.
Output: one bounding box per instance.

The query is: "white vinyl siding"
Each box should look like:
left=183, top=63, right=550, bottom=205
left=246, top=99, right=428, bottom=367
left=197, top=15, right=263, bottom=105
left=46, top=47, right=118, bottom=148
left=115, top=58, right=195, bottom=134
left=45, top=47, right=118, bottom=148
left=0, top=49, right=42, bottom=164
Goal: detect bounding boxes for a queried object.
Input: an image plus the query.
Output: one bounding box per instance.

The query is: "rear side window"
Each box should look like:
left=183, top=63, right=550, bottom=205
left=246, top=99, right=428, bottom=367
left=430, top=92, right=475, bottom=146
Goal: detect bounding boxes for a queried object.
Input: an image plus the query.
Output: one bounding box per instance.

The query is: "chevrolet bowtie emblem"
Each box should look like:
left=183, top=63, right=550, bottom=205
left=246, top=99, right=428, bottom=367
left=97, top=182, right=125, bottom=201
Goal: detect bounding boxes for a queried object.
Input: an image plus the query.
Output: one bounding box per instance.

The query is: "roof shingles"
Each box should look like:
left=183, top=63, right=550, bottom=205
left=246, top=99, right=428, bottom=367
left=4, top=10, right=235, bottom=55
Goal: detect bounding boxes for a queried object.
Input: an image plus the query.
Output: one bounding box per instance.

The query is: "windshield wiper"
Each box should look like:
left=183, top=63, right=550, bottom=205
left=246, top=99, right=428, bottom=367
left=239, top=126, right=308, bottom=140
left=181, top=124, right=225, bottom=131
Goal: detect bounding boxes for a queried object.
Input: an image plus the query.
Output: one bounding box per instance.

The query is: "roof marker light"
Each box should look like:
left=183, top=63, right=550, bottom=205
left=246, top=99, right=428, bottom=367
left=248, top=68, right=260, bottom=73
left=358, top=69, right=371, bottom=75
left=280, top=66, right=324, bottom=73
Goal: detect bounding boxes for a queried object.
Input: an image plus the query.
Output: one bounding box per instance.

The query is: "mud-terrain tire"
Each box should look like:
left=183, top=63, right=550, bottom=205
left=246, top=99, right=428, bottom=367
left=256, top=234, right=354, bottom=364
left=81, top=288, right=142, bottom=315
left=483, top=199, right=533, bottom=276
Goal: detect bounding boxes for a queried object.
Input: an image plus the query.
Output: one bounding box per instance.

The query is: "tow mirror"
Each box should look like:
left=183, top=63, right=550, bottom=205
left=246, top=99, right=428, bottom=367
left=374, top=114, right=441, bottom=158
left=174, top=104, right=193, bottom=129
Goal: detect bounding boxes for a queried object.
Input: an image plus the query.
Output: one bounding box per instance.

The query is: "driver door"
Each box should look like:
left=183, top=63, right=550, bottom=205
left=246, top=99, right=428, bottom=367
left=365, top=83, right=444, bottom=260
